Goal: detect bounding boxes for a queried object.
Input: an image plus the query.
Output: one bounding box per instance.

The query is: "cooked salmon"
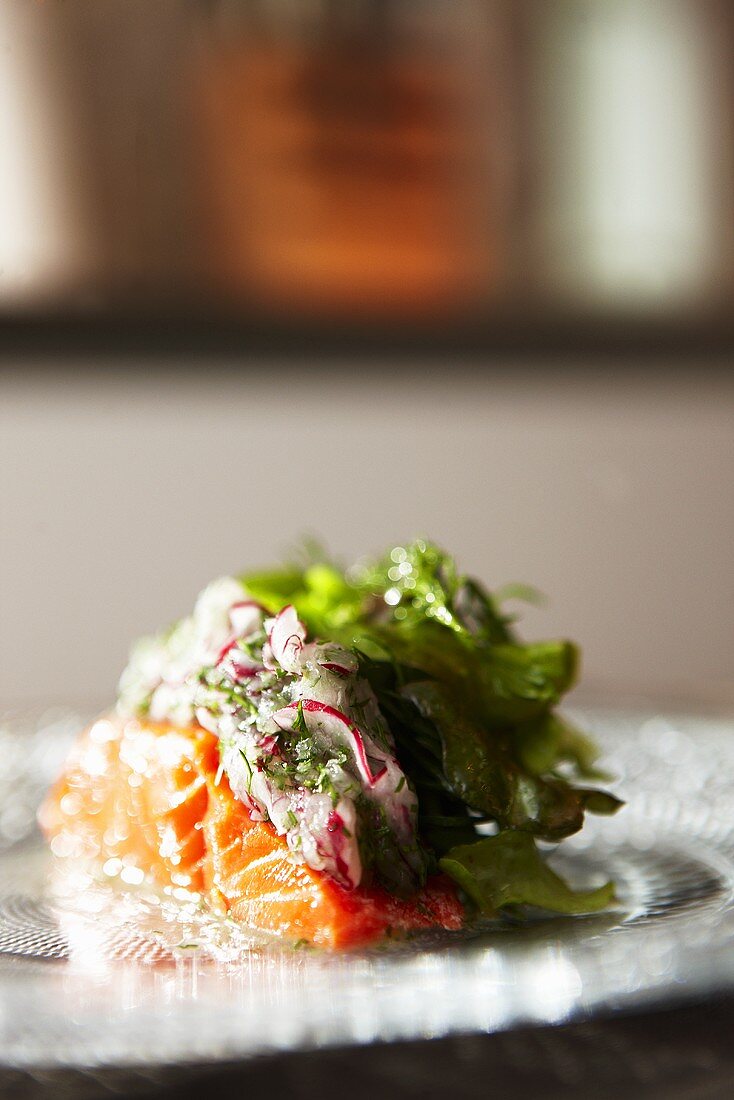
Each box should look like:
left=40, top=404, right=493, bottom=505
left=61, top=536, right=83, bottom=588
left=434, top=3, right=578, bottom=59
left=40, top=716, right=463, bottom=948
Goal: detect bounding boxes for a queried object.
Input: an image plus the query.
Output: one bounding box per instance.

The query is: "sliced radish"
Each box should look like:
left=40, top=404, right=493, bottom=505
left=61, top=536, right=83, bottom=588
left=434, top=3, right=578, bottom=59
left=267, top=605, right=306, bottom=674
left=323, top=810, right=355, bottom=887
left=215, top=638, right=238, bottom=664
left=229, top=600, right=266, bottom=638
left=318, top=661, right=354, bottom=678
left=257, top=733, right=280, bottom=756
left=306, top=643, right=358, bottom=679
left=274, top=700, right=389, bottom=789
left=302, top=796, right=360, bottom=889
left=229, top=652, right=264, bottom=680
left=216, top=638, right=263, bottom=680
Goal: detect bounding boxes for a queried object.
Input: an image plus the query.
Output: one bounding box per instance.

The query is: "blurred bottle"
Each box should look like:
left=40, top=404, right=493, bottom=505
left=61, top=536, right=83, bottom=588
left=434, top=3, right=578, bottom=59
left=523, top=0, right=730, bottom=314
left=0, top=3, right=95, bottom=307
left=194, top=0, right=506, bottom=320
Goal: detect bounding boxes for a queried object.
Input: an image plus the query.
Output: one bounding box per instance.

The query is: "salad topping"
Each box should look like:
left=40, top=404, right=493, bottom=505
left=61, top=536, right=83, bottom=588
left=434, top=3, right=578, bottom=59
left=118, top=581, right=422, bottom=893
left=118, top=541, right=621, bottom=914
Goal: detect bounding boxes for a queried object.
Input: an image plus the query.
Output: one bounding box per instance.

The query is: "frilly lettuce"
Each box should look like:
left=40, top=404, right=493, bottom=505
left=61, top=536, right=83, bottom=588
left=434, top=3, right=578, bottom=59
left=239, top=539, right=621, bottom=918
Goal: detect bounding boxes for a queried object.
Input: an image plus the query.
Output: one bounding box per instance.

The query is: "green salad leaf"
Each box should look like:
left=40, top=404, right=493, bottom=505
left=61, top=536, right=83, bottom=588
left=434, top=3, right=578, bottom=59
left=439, top=831, right=616, bottom=916
left=399, top=681, right=594, bottom=842
left=239, top=538, right=622, bottom=918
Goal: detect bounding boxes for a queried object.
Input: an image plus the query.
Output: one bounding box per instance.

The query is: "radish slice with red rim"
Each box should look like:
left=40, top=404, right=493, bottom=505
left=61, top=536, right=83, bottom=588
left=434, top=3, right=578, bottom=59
left=267, top=605, right=306, bottom=674
left=274, top=700, right=389, bottom=790
left=229, top=600, right=266, bottom=638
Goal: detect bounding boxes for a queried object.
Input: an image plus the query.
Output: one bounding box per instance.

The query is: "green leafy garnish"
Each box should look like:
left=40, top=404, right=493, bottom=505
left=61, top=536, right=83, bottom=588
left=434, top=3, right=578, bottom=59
left=401, top=681, right=599, bottom=841
left=439, top=831, right=616, bottom=916
left=237, top=538, right=622, bottom=917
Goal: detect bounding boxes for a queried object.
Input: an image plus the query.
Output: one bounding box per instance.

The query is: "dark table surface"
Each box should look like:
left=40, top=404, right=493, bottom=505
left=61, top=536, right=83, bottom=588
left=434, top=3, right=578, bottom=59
left=3, top=995, right=734, bottom=1100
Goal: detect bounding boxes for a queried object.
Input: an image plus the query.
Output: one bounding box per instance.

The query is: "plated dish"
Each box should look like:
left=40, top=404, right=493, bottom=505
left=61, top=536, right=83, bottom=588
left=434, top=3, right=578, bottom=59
left=2, top=701, right=734, bottom=1073
left=41, top=540, right=620, bottom=947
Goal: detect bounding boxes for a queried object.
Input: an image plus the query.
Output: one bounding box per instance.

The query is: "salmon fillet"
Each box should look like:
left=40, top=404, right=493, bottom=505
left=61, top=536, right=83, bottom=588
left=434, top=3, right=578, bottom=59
left=40, top=716, right=463, bottom=948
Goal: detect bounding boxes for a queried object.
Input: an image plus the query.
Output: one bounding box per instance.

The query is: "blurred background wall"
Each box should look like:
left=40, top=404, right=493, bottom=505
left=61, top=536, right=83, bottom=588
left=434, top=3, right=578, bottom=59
left=1, top=0, right=733, bottom=713
left=1, top=365, right=732, bottom=710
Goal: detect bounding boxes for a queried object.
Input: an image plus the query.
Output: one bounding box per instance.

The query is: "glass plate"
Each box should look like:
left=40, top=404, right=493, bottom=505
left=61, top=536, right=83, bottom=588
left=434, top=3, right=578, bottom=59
left=1, top=702, right=734, bottom=1075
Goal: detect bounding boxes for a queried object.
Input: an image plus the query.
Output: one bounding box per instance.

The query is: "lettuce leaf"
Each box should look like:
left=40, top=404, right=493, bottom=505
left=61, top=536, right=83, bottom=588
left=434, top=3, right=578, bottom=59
left=439, top=831, right=616, bottom=916
left=400, top=681, right=591, bottom=841
left=514, top=712, right=604, bottom=779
